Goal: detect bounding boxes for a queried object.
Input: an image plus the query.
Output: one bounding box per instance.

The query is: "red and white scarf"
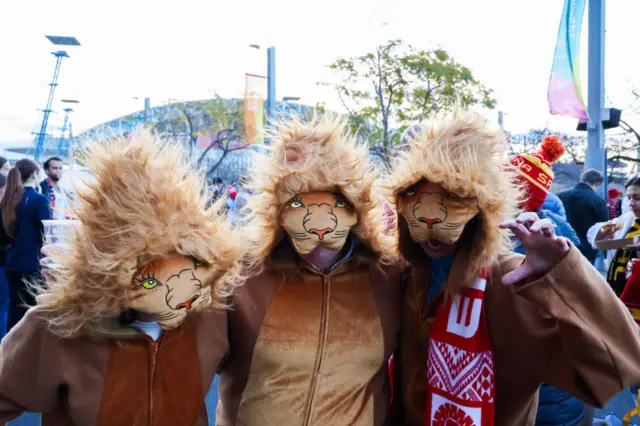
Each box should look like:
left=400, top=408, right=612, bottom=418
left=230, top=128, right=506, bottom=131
left=425, top=271, right=495, bottom=426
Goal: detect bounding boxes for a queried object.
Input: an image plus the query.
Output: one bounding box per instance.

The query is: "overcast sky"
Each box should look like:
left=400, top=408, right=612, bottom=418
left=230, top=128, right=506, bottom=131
left=1, top=0, right=638, bottom=149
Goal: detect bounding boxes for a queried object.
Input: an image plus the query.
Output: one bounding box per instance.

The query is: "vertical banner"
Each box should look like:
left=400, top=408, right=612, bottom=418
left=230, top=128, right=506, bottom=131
left=245, top=73, right=266, bottom=144
left=547, top=0, right=588, bottom=120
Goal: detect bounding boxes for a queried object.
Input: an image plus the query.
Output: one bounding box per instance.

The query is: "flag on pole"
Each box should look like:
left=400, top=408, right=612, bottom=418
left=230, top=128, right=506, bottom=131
left=244, top=73, right=266, bottom=144
left=547, top=0, right=589, bottom=120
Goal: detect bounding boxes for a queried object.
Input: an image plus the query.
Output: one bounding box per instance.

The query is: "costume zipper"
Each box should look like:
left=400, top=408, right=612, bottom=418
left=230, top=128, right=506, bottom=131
left=302, top=274, right=330, bottom=426
left=149, top=339, right=160, bottom=426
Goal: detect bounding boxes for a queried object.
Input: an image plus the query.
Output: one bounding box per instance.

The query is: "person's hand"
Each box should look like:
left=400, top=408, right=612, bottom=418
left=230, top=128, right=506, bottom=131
left=500, top=218, right=570, bottom=285
left=600, top=221, right=622, bottom=239
left=40, top=244, right=74, bottom=272
left=515, top=212, right=540, bottom=228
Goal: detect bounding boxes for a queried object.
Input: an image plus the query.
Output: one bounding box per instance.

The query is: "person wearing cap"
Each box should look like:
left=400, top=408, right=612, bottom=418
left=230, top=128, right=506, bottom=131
left=510, top=136, right=580, bottom=252
left=607, top=187, right=623, bottom=220
left=511, top=136, right=588, bottom=426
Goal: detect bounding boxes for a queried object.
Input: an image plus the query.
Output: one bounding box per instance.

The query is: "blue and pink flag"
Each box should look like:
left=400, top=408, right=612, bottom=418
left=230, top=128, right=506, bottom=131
left=547, top=0, right=588, bottom=120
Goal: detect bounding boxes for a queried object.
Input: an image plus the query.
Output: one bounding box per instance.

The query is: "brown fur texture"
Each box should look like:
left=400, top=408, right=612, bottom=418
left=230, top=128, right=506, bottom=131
left=243, top=115, right=397, bottom=267
left=386, top=109, right=523, bottom=292
left=35, top=129, right=246, bottom=338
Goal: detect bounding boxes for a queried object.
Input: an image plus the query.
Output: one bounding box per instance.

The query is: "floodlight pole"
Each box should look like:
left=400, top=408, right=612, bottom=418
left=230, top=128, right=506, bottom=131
left=266, top=47, right=276, bottom=119
left=34, top=50, right=69, bottom=161
left=584, top=0, right=606, bottom=198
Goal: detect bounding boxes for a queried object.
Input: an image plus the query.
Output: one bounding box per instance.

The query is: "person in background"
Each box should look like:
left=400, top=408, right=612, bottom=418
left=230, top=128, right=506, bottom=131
left=607, top=187, right=622, bottom=220
left=0, top=158, right=9, bottom=176
left=588, top=174, right=640, bottom=295
left=540, top=191, right=567, bottom=219
left=40, top=156, right=71, bottom=220
left=559, top=169, right=608, bottom=264
left=0, top=159, right=51, bottom=332
left=0, top=174, right=7, bottom=340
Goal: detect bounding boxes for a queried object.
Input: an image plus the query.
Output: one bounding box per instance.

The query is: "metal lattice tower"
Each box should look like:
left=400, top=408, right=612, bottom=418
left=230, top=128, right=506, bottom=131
left=56, top=108, right=74, bottom=157
left=33, top=50, right=69, bottom=161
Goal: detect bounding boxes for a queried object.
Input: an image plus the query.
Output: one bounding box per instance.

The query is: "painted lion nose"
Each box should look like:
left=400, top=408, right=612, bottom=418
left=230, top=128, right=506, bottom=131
left=176, top=295, right=199, bottom=310
left=309, top=228, right=332, bottom=240
left=418, top=217, right=442, bottom=229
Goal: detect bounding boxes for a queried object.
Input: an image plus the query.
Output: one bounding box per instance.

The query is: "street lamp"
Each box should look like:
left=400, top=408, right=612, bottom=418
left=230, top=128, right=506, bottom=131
left=249, top=44, right=276, bottom=118
left=33, top=35, right=80, bottom=161
left=57, top=100, right=78, bottom=157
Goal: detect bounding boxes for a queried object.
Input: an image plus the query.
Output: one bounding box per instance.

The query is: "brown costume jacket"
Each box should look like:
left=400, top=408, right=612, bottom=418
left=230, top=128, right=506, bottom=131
left=216, top=239, right=403, bottom=426
left=393, top=223, right=640, bottom=425
left=0, top=307, right=227, bottom=426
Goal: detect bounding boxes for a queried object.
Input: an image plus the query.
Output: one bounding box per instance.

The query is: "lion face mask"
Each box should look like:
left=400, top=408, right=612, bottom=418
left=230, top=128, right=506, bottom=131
left=128, top=254, right=217, bottom=330
left=280, top=191, right=357, bottom=255
left=397, top=180, right=479, bottom=248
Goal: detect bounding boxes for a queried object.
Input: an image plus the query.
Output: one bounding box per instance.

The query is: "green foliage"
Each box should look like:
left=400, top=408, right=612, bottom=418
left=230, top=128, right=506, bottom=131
left=321, top=39, right=496, bottom=148
left=153, top=95, right=245, bottom=150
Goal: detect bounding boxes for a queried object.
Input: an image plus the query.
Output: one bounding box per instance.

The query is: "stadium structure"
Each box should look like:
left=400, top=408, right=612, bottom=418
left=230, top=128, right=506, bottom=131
left=73, top=98, right=315, bottom=184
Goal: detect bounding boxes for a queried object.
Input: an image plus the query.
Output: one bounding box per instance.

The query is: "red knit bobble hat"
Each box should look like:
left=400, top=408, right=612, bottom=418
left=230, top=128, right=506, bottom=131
left=510, top=136, right=566, bottom=212
left=608, top=188, right=622, bottom=199
left=227, top=185, right=238, bottom=199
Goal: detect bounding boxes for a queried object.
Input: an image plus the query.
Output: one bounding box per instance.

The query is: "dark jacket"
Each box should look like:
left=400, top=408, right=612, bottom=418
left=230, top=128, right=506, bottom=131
left=1, top=187, right=51, bottom=272
left=39, top=180, right=51, bottom=200
left=558, top=183, right=608, bottom=262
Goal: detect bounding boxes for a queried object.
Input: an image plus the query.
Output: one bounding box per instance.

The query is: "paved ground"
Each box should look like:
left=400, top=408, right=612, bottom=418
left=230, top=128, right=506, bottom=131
left=7, top=379, right=639, bottom=425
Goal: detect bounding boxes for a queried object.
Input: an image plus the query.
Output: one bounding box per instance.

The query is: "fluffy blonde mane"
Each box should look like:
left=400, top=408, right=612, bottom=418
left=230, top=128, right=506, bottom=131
left=243, top=115, right=396, bottom=266
left=36, top=129, right=246, bottom=338
left=387, top=109, right=523, bottom=290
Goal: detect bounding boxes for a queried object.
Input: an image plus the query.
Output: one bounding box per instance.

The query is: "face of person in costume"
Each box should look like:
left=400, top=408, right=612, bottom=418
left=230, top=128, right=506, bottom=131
left=128, top=254, right=216, bottom=329
left=398, top=180, right=479, bottom=257
left=281, top=191, right=358, bottom=255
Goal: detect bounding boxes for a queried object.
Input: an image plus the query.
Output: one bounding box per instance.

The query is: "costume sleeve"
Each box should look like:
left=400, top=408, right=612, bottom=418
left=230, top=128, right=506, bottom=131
left=0, top=309, right=62, bottom=423
left=513, top=245, right=640, bottom=407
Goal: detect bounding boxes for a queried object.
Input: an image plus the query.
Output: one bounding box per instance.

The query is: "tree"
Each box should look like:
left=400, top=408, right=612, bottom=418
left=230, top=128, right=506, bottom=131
left=320, top=39, right=496, bottom=151
left=151, top=96, right=250, bottom=177
left=509, top=129, right=586, bottom=164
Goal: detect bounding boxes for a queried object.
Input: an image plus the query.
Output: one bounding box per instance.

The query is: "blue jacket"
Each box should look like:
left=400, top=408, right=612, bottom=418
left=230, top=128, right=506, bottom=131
left=512, top=211, right=584, bottom=426
left=1, top=187, right=51, bottom=272
left=535, top=384, right=584, bottom=426
left=513, top=210, right=580, bottom=255
left=541, top=192, right=566, bottom=219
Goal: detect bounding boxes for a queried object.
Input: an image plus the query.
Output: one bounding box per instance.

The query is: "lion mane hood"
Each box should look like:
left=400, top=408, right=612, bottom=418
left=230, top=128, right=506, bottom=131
left=243, top=116, right=397, bottom=266
left=386, top=109, right=523, bottom=291
left=37, top=129, right=246, bottom=338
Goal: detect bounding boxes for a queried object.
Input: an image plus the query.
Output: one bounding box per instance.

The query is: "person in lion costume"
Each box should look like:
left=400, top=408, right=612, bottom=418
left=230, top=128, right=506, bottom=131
left=0, top=130, right=245, bottom=426
left=215, top=116, right=403, bottom=426
left=387, top=110, right=640, bottom=425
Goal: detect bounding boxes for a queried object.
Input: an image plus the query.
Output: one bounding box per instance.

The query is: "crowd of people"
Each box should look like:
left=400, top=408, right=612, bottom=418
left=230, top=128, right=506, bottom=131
left=0, top=112, right=640, bottom=426
left=0, top=156, right=70, bottom=339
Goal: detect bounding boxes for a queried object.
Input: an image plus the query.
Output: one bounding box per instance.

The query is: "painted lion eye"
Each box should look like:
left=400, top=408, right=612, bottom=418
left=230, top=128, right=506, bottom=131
left=289, top=200, right=304, bottom=208
left=405, top=190, right=416, bottom=197
left=335, top=199, right=347, bottom=208
left=141, top=279, right=160, bottom=290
